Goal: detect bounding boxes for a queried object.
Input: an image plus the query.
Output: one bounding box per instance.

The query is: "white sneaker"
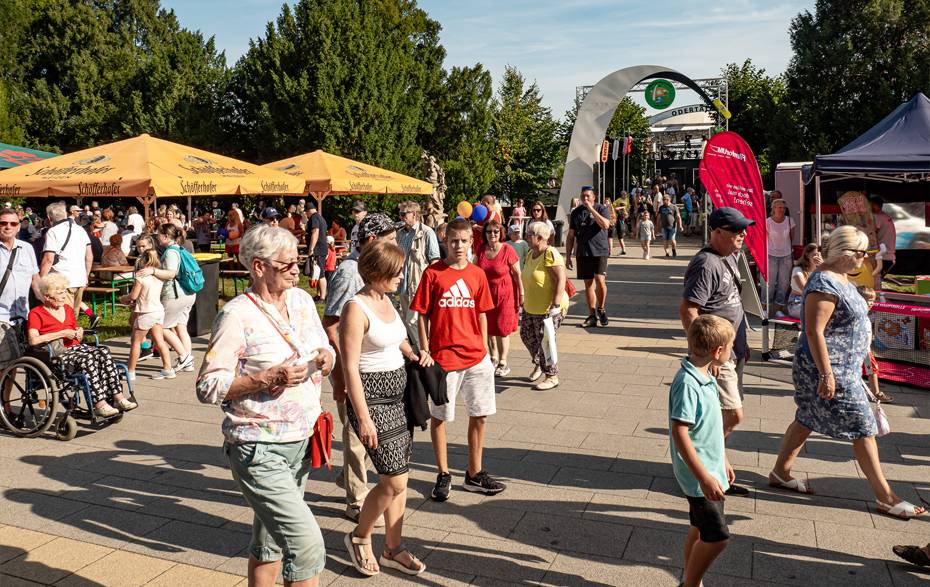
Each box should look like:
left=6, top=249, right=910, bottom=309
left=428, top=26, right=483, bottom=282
left=127, top=371, right=136, bottom=381
left=775, top=311, right=786, bottom=318
left=176, top=354, right=194, bottom=372
left=152, top=369, right=176, bottom=380
left=645, top=255, right=650, bottom=260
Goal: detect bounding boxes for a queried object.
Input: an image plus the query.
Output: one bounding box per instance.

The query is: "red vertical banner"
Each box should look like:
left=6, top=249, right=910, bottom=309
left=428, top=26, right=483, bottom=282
left=699, top=132, right=768, bottom=280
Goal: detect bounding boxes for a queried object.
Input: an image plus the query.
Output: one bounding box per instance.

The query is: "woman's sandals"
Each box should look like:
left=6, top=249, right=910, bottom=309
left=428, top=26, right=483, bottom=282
left=877, top=500, right=926, bottom=519
left=768, top=471, right=814, bottom=494
left=380, top=544, right=425, bottom=576
left=345, top=531, right=379, bottom=576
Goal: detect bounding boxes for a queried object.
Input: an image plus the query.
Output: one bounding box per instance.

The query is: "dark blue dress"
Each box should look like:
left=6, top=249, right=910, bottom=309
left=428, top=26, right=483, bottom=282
left=792, top=272, right=877, bottom=439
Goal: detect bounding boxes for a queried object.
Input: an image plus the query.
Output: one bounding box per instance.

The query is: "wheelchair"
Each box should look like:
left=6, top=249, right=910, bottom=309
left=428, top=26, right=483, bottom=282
left=0, top=320, right=136, bottom=441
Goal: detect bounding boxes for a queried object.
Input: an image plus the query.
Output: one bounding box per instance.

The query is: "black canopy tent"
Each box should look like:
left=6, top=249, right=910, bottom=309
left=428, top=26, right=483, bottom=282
left=802, top=93, right=930, bottom=274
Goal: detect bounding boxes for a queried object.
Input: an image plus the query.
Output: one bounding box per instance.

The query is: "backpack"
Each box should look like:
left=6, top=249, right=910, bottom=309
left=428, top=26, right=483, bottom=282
left=166, top=244, right=204, bottom=295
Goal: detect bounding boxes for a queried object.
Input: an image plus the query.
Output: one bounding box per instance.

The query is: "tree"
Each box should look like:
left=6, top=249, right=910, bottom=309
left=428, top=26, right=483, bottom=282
left=489, top=66, right=560, bottom=201
left=782, top=0, right=930, bottom=159
left=723, top=59, right=787, bottom=181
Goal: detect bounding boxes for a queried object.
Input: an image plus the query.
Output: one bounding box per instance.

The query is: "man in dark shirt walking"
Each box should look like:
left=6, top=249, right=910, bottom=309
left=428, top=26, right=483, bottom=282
left=305, top=201, right=329, bottom=301
left=565, top=187, right=611, bottom=327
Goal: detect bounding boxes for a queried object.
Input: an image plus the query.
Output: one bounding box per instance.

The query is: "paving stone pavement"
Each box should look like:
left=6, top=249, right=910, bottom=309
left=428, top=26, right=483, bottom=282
left=2, top=234, right=928, bottom=586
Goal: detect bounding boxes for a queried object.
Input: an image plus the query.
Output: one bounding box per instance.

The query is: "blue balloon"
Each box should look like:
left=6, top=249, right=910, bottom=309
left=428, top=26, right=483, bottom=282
left=471, top=204, right=488, bottom=222
left=455, top=216, right=465, bottom=219
left=216, top=228, right=229, bottom=239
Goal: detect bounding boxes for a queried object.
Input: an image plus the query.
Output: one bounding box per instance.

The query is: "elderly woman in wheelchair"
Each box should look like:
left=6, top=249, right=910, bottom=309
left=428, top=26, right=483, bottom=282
left=27, top=273, right=136, bottom=418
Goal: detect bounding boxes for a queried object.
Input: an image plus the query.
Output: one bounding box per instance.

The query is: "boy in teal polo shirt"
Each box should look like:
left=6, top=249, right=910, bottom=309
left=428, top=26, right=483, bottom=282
left=669, top=314, right=736, bottom=587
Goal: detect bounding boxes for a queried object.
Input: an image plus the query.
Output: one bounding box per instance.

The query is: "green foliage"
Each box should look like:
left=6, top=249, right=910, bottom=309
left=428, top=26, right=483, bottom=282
left=722, top=59, right=787, bottom=182
left=780, top=0, right=930, bottom=160
left=489, top=66, right=560, bottom=202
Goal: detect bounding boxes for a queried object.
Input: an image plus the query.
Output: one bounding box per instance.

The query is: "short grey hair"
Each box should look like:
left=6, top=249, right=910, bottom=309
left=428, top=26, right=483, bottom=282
left=525, top=221, right=551, bottom=239
left=822, top=225, right=868, bottom=264
left=239, top=225, right=298, bottom=277
left=39, top=273, right=70, bottom=295
left=46, top=202, right=67, bottom=222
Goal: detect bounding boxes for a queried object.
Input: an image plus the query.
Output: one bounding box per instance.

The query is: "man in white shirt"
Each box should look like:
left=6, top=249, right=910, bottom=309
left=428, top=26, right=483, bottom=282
left=126, top=206, right=145, bottom=236
left=39, top=202, right=97, bottom=328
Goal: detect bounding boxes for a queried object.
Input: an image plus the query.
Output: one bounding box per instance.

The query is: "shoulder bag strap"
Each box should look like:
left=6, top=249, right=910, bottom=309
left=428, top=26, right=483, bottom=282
left=702, top=246, right=743, bottom=294
left=245, top=292, right=298, bottom=355
left=0, top=246, right=19, bottom=296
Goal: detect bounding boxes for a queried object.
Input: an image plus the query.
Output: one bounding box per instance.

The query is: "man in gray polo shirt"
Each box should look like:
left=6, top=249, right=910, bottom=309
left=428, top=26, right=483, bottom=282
left=679, top=207, right=754, bottom=496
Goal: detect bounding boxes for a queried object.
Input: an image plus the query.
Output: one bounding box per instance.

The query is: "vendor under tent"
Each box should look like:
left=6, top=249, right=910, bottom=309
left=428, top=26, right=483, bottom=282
left=263, top=150, right=433, bottom=210
left=0, top=133, right=304, bottom=217
left=0, top=143, right=60, bottom=169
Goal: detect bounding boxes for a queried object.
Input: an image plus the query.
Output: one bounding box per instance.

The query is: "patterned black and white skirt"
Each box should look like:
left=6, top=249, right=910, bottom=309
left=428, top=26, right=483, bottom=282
left=346, top=366, right=412, bottom=476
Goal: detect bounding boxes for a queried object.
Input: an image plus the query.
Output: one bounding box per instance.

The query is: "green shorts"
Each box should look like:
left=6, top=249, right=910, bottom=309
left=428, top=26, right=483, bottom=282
left=225, top=439, right=326, bottom=582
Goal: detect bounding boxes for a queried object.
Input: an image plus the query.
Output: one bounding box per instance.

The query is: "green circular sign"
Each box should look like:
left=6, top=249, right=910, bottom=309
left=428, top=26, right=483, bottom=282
left=645, top=79, right=676, bottom=110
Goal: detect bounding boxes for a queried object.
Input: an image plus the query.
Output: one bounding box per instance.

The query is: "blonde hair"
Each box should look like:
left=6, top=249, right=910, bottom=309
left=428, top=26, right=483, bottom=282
left=137, top=249, right=161, bottom=270
left=358, top=240, right=405, bottom=285
left=688, top=315, right=735, bottom=358
left=821, top=225, right=868, bottom=264
left=525, top=221, right=551, bottom=239
left=38, top=273, right=70, bottom=296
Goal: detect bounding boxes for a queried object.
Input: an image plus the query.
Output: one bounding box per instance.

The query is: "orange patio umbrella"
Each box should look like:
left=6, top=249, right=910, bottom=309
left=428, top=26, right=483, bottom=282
left=0, top=134, right=304, bottom=212
left=263, top=150, right=433, bottom=207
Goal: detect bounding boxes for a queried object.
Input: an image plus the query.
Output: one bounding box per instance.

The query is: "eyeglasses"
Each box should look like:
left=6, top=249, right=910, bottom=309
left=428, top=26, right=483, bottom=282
left=847, top=249, right=868, bottom=257
left=0, top=221, right=20, bottom=227
left=269, top=260, right=299, bottom=272
left=398, top=211, right=414, bottom=217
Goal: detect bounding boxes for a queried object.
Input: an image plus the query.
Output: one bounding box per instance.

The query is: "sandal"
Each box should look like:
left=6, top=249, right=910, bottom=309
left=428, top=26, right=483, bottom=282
left=495, top=361, right=510, bottom=377
left=874, top=390, right=894, bottom=403
left=768, top=471, right=814, bottom=494
left=344, top=531, right=379, bottom=576
left=490, top=356, right=499, bottom=369
left=892, top=545, right=930, bottom=567
left=877, top=500, right=926, bottom=519
left=379, top=543, right=425, bottom=576
left=535, top=377, right=559, bottom=391
left=527, top=366, right=543, bottom=382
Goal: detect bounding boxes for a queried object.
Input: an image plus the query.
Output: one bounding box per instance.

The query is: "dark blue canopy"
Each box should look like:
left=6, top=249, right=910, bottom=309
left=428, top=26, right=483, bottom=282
left=803, top=93, right=930, bottom=184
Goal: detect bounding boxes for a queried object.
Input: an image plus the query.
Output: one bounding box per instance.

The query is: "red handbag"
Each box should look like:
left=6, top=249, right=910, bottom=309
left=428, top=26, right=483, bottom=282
left=246, top=293, right=333, bottom=469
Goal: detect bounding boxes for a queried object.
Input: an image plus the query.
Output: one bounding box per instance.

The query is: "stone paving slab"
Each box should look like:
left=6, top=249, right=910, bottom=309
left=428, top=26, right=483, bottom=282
left=2, top=235, right=928, bottom=586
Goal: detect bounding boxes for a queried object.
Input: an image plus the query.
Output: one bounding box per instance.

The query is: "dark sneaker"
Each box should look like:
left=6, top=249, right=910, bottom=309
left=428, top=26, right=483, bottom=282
left=597, top=308, right=608, bottom=326
left=431, top=472, right=452, bottom=501
left=620, top=250, right=627, bottom=255
left=725, top=484, right=750, bottom=497
left=89, top=314, right=101, bottom=329
left=138, top=348, right=154, bottom=361
left=672, top=248, right=677, bottom=257
left=463, top=470, right=506, bottom=495
left=581, top=314, right=598, bottom=328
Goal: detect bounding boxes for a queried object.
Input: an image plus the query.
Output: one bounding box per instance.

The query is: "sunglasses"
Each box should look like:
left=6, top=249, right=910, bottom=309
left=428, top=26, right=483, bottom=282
left=847, top=249, right=868, bottom=257
left=718, top=226, right=747, bottom=234
left=532, top=208, right=543, bottom=212
left=269, top=260, right=299, bottom=272
left=0, top=221, right=21, bottom=227
left=581, top=186, right=594, bottom=192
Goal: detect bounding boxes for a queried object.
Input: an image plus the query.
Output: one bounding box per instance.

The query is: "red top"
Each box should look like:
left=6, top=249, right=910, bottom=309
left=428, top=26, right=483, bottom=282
left=475, top=243, right=519, bottom=337
left=325, top=248, right=336, bottom=271
left=28, top=305, right=79, bottom=348
left=409, top=261, right=494, bottom=371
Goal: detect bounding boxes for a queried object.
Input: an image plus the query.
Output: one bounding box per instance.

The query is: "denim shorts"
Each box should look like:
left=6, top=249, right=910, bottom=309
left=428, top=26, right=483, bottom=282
left=225, top=439, right=326, bottom=582
left=662, top=227, right=677, bottom=241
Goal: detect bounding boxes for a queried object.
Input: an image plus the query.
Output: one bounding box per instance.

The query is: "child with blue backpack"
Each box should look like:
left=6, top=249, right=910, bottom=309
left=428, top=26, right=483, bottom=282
left=134, top=224, right=204, bottom=376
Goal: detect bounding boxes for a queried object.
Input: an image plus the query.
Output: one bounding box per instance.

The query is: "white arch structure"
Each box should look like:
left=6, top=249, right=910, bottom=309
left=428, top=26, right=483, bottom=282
left=556, top=65, right=718, bottom=221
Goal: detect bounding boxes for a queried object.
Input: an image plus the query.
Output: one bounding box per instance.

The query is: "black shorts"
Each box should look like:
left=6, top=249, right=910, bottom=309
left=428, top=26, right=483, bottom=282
left=315, top=255, right=327, bottom=277
left=686, top=495, right=729, bottom=543
left=576, top=255, right=608, bottom=280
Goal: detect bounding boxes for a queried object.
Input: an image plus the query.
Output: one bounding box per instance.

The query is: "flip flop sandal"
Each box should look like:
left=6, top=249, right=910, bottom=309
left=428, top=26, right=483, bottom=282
left=877, top=500, right=926, bottom=519
left=892, top=545, right=930, bottom=567
left=380, top=544, right=426, bottom=576
left=344, top=531, right=379, bottom=576
left=768, top=471, right=814, bottom=494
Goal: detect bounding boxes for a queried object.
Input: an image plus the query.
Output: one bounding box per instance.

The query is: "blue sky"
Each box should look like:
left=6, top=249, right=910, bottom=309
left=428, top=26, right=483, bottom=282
left=161, top=0, right=815, bottom=117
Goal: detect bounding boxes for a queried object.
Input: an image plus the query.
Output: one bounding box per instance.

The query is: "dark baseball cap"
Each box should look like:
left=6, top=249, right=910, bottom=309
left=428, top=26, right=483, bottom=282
left=357, top=213, right=403, bottom=240
left=708, top=207, right=755, bottom=231
left=868, top=195, right=884, bottom=206
left=304, top=200, right=317, bottom=210
left=261, top=207, right=283, bottom=220
left=350, top=201, right=367, bottom=212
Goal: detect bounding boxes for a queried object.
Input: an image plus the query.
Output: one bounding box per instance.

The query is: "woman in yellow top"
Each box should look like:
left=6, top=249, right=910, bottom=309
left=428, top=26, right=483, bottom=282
left=519, top=221, right=569, bottom=390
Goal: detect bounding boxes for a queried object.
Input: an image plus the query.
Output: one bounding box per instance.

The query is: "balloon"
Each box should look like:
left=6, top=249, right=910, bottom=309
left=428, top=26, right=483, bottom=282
left=457, top=201, right=473, bottom=218
left=216, top=228, right=229, bottom=239
left=228, top=230, right=240, bottom=240
left=455, top=216, right=465, bottom=219
left=471, top=204, right=488, bottom=222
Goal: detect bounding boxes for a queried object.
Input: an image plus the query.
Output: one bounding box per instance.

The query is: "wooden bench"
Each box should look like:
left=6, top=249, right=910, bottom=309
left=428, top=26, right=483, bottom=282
left=83, top=286, right=120, bottom=317
left=219, top=269, right=250, bottom=296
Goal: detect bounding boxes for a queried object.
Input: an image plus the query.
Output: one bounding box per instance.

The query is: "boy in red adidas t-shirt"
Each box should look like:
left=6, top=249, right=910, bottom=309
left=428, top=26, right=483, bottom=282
left=411, top=217, right=507, bottom=501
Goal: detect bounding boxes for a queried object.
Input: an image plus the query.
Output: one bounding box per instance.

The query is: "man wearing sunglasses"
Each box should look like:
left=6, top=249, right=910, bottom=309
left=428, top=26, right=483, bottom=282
left=565, top=187, right=611, bottom=327
left=679, top=207, right=755, bottom=497
left=0, top=209, right=41, bottom=375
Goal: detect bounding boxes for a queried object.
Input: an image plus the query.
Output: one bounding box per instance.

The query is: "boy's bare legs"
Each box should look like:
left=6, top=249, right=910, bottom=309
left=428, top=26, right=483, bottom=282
left=467, top=416, right=487, bottom=477
left=430, top=417, right=448, bottom=473
left=682, top=527, right=727, bottom=587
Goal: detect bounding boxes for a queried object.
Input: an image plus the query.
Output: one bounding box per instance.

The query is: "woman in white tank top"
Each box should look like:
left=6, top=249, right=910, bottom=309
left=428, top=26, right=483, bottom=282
left=339, top=240, right=425, bottom=577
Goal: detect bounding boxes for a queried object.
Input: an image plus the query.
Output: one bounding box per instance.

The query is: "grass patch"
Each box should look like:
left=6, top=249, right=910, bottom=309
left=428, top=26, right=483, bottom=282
left=883, top=275, right=916, bottom=295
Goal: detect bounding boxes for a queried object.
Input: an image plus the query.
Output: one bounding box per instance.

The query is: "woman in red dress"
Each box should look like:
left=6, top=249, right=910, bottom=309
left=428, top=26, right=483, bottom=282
left=475, top=219, right=524, bottom=377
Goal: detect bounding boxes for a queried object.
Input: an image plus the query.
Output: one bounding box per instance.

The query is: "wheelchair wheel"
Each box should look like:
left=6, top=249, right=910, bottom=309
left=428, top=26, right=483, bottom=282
left=55, top=415, right=77, bottom=441
left=0, top=357, right=59, bottom=438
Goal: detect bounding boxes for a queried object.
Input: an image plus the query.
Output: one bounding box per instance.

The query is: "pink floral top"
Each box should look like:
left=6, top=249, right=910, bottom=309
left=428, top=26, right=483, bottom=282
left=196, top=287, right=334, bottom=444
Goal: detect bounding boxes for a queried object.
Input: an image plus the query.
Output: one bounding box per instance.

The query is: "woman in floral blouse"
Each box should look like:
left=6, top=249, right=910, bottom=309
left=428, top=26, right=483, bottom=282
left=197, top=225, right=335, bottom=587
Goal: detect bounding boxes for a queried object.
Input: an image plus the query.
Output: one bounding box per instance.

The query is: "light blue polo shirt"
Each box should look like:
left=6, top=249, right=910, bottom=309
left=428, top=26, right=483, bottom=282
left=0, top=239, right=38, bottom=323
left=668, top=357, right=729, bottom=498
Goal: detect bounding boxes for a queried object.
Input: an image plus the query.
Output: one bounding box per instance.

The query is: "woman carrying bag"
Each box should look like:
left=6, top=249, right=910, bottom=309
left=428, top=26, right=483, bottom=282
left=519, top=221, right=569, bottom=390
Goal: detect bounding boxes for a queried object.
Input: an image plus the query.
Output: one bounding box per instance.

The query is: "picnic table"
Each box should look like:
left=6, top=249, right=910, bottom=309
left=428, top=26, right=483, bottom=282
left=88, top=265, right=135, bottom=316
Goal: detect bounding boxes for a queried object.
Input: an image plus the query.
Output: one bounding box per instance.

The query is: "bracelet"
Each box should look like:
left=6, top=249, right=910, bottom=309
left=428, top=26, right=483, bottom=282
left=819, top=372, right=833, bottom=380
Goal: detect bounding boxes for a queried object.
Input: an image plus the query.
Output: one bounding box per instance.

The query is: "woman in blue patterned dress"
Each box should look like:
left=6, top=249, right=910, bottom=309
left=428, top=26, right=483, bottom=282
left=768, top=226, right=924, bottom=519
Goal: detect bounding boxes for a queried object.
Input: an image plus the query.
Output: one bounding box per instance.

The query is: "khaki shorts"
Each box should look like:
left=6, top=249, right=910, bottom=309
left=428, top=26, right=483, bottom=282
left=716, top=358, right=745, bottom=410
left=63, top=287, right=85, bottom=314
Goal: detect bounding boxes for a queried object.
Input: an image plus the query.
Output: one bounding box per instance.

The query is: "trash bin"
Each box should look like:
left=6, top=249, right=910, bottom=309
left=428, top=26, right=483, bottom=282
left=188, top=258, right=221, bottom=337
left=553, top=220, right=565, bottom=248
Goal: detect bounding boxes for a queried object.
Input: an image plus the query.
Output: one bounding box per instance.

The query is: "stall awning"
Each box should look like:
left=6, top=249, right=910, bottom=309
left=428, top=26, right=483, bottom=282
left=0, top=143, right=59, bottom=169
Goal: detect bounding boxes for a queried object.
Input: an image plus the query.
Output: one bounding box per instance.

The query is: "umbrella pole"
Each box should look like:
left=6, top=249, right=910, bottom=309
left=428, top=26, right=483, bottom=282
left=815, top=176, right=822, bottom=245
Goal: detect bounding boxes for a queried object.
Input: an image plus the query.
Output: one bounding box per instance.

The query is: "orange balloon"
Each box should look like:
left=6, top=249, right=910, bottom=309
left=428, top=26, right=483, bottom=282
left=228, top=230, right=240, bottom=240
left=457, top=201, right=473, bottom=218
